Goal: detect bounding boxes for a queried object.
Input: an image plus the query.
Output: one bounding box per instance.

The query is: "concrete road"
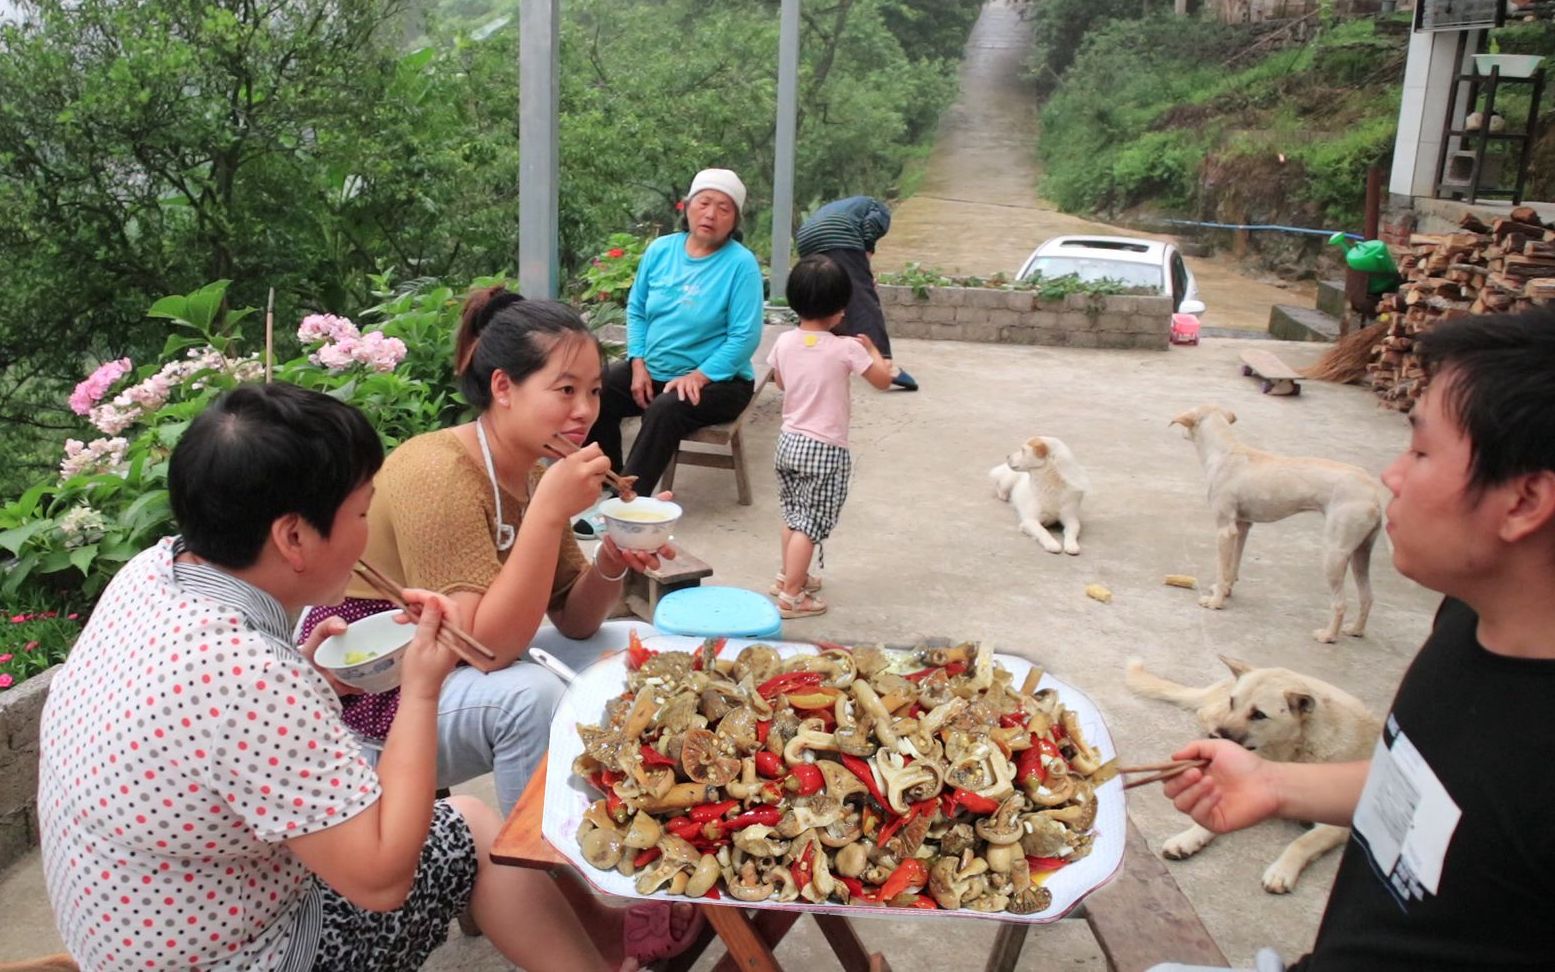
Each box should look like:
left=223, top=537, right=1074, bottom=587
left=873, top=0, right=1316, bottom=333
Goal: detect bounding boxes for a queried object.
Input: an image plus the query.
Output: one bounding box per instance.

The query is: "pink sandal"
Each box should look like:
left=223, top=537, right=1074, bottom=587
left=622, top=901, right=704, bottom=965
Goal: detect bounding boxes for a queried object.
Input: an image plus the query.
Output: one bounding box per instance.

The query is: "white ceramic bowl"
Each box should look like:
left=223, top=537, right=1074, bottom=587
left=598, top=496, right=682, bottom=551
left=314, top=610, right=412, bottom=693
left=1473, top=54, right=1544, bottom=79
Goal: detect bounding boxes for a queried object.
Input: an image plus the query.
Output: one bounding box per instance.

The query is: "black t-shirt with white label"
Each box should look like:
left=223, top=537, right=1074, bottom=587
left=1291, top=597, right=1555, bottom=970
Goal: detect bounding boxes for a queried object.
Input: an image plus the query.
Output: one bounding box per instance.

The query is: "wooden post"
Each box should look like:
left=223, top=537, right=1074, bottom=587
left=769, top=0, right=801, bottom=302
left=518, top=0, right=560, bottom=299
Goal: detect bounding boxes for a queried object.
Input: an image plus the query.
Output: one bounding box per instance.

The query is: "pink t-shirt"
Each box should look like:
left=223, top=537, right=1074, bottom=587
left=767, top=328, right=874, bottom=448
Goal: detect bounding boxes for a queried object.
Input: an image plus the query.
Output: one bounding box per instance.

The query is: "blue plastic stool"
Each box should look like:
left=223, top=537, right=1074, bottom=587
left=652, top=585, right=782, bottom=639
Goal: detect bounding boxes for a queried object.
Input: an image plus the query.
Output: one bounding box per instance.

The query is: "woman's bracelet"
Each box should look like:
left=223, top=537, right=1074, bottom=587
left=593, top=547, right=629, bottom=583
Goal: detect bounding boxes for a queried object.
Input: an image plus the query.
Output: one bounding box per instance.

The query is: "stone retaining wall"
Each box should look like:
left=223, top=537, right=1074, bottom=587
left=0, top=667, right=55, bottom=870
left=877, top=285, right=1173, bottom=350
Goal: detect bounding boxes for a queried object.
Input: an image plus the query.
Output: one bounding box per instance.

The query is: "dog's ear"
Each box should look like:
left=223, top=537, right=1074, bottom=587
left=1026, top=438, right=1049, bottom=458
left=1217, top=654, right=1253, bottom=678
left=1284, top=691, right=1315, bottom=717
left=1168, top=409, right=1197, bottom=431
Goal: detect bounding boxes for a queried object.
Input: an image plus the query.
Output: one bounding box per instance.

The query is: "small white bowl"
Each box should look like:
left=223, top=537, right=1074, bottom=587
left=314, top=610, right=413, bottom=693
left=598, top=496, right=682, bottom=551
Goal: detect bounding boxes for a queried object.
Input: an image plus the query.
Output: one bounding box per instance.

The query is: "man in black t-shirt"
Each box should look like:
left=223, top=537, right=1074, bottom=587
left=1159, top=309, right=1555, bottom=971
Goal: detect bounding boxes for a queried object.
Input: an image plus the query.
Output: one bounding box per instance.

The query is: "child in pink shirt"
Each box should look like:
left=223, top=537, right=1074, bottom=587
left=766, top=254, right=892, bottom=618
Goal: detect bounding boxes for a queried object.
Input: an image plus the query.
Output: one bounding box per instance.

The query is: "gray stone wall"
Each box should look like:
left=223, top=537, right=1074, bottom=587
left=878, top=285, right=1173, bottom=350
left=0, top=667, right=55, bottom=870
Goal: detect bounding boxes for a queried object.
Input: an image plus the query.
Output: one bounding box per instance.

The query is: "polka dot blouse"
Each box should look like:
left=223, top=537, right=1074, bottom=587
left=37, top=538, right=381, bottom=970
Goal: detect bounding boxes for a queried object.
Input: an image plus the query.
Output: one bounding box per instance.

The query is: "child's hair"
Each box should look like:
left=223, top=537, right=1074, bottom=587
left=169, top=383, right=383, bottom=568
left=453, top=286, right=604, bottom=409
left=1416, top=308, right=1555, bottom=494
left=785, top=254, right=852, bottom=322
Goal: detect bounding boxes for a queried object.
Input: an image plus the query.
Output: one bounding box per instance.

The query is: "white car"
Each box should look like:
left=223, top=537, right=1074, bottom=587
left=1016, top=235, right=1206, bottom=316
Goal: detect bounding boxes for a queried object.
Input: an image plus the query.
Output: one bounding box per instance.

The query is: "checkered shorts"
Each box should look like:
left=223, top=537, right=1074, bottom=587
left=775, top=431, right=853, bottom=545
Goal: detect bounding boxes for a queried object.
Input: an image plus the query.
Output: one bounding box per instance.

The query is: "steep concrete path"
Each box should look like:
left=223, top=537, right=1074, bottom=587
left=874, top=0, right=1312, bottom=333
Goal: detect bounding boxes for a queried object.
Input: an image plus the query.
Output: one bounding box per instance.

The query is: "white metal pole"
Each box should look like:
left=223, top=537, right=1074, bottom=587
left=519, top=0, right=561, bottom=298
left=769, top=0, right=801, bottom=304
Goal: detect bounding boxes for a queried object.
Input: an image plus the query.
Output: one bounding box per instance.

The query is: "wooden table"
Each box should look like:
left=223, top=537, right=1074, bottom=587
left=490, top=757, right=1227, bottom=972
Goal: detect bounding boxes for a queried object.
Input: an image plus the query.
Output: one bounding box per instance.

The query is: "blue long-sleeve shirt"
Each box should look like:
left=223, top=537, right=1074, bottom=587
left=626, top=233, right=763, bottom=382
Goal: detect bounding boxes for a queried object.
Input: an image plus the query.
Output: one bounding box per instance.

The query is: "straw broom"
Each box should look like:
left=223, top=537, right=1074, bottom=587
left=1301, top=319, right=1386, bottom=385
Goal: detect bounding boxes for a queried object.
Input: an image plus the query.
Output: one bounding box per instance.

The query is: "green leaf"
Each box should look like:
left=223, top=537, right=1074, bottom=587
left=155, top=421, right=190, bottom=448
left=69, top=544, right=99, bottom=577
left=0, top=520, right=52, bottom=556
left=147, top=296, right=190, bottom=322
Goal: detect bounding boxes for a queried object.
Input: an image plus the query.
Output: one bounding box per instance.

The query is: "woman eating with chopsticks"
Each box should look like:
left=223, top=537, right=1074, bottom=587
left=299, top=288, right=675, bottom=817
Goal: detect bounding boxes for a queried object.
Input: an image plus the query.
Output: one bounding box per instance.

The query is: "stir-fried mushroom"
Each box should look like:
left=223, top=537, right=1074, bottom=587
left=680, top=728, right=740, bottom=786
left=575, top=641, right=1111, bottom=916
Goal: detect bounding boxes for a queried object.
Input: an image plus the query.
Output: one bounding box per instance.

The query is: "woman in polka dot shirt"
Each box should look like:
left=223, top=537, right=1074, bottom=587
left=37, top=384, right=659, bottom=970
left=301, top=290, right=675, bottom=815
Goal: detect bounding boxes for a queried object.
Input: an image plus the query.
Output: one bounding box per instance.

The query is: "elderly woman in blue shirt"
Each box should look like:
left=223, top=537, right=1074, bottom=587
left=586, top=168, right=764, bottom=493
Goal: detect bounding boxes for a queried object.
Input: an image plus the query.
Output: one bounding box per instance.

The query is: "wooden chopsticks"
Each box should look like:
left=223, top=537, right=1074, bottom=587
left=543, top=433, right=638, bottom=500
left=352, top=559, right=498, bottom=667
left=1119, top=758, right=1211, bottom=790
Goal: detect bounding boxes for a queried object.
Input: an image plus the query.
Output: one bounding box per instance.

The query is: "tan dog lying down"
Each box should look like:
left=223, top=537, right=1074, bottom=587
left=1170, top=405, right=1389, bottom=643
left=989, top=436, right=1090, bottom=554
left=1126, top=655, right=1380, bottom=893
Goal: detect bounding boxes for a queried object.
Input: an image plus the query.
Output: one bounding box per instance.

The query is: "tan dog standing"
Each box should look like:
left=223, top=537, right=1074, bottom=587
left=1126, top=655, right=1380, bottom=893
left=989, top=436, right=1090, bottom=554
left=1170, top=405, right=1388, bottom=643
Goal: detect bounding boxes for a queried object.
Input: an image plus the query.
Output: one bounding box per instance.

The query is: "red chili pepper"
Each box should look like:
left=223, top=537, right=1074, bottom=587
left=838, top=875, right=874, bottom=902
left=815, top=640, right=853, bottom=653
left=640, top=744, right=677, bottom=767
left=756, top=671, right=824, bottom=699
left=947, top=788, right=1000, bottom=815
left=632, top=847, right=661, bottom=869
left=664, top=816, right=704, bottom=840
left=719, top=805, right=783, bottom=832
left=702, top=885, right=721, bottom=900
left=793, top=842, right=815, bottom=891
left=1052, top=720, right=1068, bottom=741
left=626, top=629, right=655, bottom=671
left=876, top=810, right=909, bottom=847
left=899, top=894, right=940, bottom=910
left=588, top=770, right=608, bottom=793
left=941, top=792, right=959, bottom=818
left=1026, top=855, right=1070, bottom=872
left=840, top=753, right=888, bottom=808
left=905, top=703, right=923, bottom=719
left=877, top=858, right=928, bottom=902
left=754, top=751, right=786, bottom=779
left=601, top=768, right=624, bottom=786
left=998, top=711, right=1029, bottom=729
left=1018, top=736, right=1064, bottom=788
left=904, top=661, right=967, bottom=682
left=689, top=799, right=739, bottom=822
left=786, top=763, right=824, bottom=796
left=604, top=787, right=627, bottom=823
left=691, top=636, right=728, bottom=671
left=756, top=720, right=771, bottom=745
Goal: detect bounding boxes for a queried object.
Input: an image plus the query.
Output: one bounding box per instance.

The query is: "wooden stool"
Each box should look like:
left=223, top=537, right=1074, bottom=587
left=623, top=543, right=713, bottom=621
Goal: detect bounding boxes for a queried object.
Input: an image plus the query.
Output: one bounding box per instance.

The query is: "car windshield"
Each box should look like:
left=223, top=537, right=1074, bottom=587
left=1023, top=256, right=1163, bottom=291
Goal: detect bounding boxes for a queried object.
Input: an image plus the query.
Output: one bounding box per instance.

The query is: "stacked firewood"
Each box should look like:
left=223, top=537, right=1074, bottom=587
left=1368, top=206, right=1555, bottom=411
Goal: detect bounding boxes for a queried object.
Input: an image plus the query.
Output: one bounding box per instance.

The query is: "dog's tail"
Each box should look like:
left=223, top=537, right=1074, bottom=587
left=1372, top=481, right=1394, bottom=558
left=1125, top=657, right=1220, bottom=710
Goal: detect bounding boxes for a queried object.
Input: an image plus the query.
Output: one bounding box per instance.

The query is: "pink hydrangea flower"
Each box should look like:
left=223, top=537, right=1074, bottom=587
left=69, top=358, right=133, bottom=415
left=59, top=436, right=130, bottom=482
left=0, top=674, right=13, bottom=689
left=0, top=654, right=12, bottom=664
left=24, top=641, right=39, bottom=651
left=298, top=314, right=360, bottom=345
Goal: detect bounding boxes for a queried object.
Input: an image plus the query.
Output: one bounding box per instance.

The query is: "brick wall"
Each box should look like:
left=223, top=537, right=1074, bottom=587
left=0, top=667, right=55, bottom=870
left=878, top=285, right=1174, bottom=350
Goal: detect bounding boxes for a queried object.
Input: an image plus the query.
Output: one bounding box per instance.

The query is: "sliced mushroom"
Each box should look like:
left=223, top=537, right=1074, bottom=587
left=783, top=722, right=839, bottom=766
left=974, top=796, right=1025, bottom=846
left=919, top=697, right=968, bottom=735
left=1019, top=814, right=1075, bottom=859
left=984, top=842, right=1022, bottom=873
left=877, top=751, right=945, bottom=815
left=700, top=683, right=741, bottom=723
left=777, top=795, right=845, bottom=836
left=732, top=824, right=790, bottom=859
left=580, top=826, right=626, bottom=869
left=851, top=645, right=890, bottom=679
left=725, top=757, right=770, bottom=801
left=939, top=822, right=976, bottom=857
left=726, top=859, right=775, bottom=902
left=637, top=782, right=720, bottom=813
left=835, top=841, right=868, bottom=877
left=623, top=811, right=662, bottom=850
left=1006, top=885, right=1053, bottom=915
left=685, top=853, right=721, bottom=898
left=768, top=864, right=800, bottom=903
left=1060, top=709, right=1103, bottom=775
left=851, top=680, right=898, bottom=747
left=817, top=760, right=868, bottom=801
left=680, top=728, right=740, bottom=786
left=715, top=705, right=761, bottom=754
left=833, top=715, right=878, bottom=757
left=818, top=810, right=864, bottom=849
left=929, top=856, right=966, bottom=909
left=732, top=644, right=781, bottom=684
left=1041, top=800, right=1097, bottom=831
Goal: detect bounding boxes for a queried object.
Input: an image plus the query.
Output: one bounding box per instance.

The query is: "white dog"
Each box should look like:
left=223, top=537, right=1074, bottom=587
left=989, top=436, right=1090, bottom=555
left=1170, top=405, right=1388, bottom=643
left=1126, top=655, right=1380, bottom=893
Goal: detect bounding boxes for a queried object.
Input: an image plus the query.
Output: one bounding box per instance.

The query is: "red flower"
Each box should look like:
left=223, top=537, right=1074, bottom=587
left=24, top=641, right=39, bottom=651
left=598, top=291, right=612, bottom=301
left=0, top=674, right=12, bottom=689
left=607, top=248, right=625, bottom=259
left=675, top=200, right=686, bottom=212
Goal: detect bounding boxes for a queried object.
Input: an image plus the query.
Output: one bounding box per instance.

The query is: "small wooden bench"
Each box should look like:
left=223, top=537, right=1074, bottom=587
left=1240, top=349, right=1302, bottom=397
left=622, top=543, right=714, bottom=621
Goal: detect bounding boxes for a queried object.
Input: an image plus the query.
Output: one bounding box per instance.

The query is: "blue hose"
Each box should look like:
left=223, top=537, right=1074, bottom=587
left=1161, top=218, right=1362, bottom=241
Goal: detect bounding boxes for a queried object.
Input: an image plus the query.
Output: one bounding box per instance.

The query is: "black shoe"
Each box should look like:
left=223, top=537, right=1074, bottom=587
left=891, top=368, right=919, bottom=391
left=572, top=518, right=597, bottom=541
